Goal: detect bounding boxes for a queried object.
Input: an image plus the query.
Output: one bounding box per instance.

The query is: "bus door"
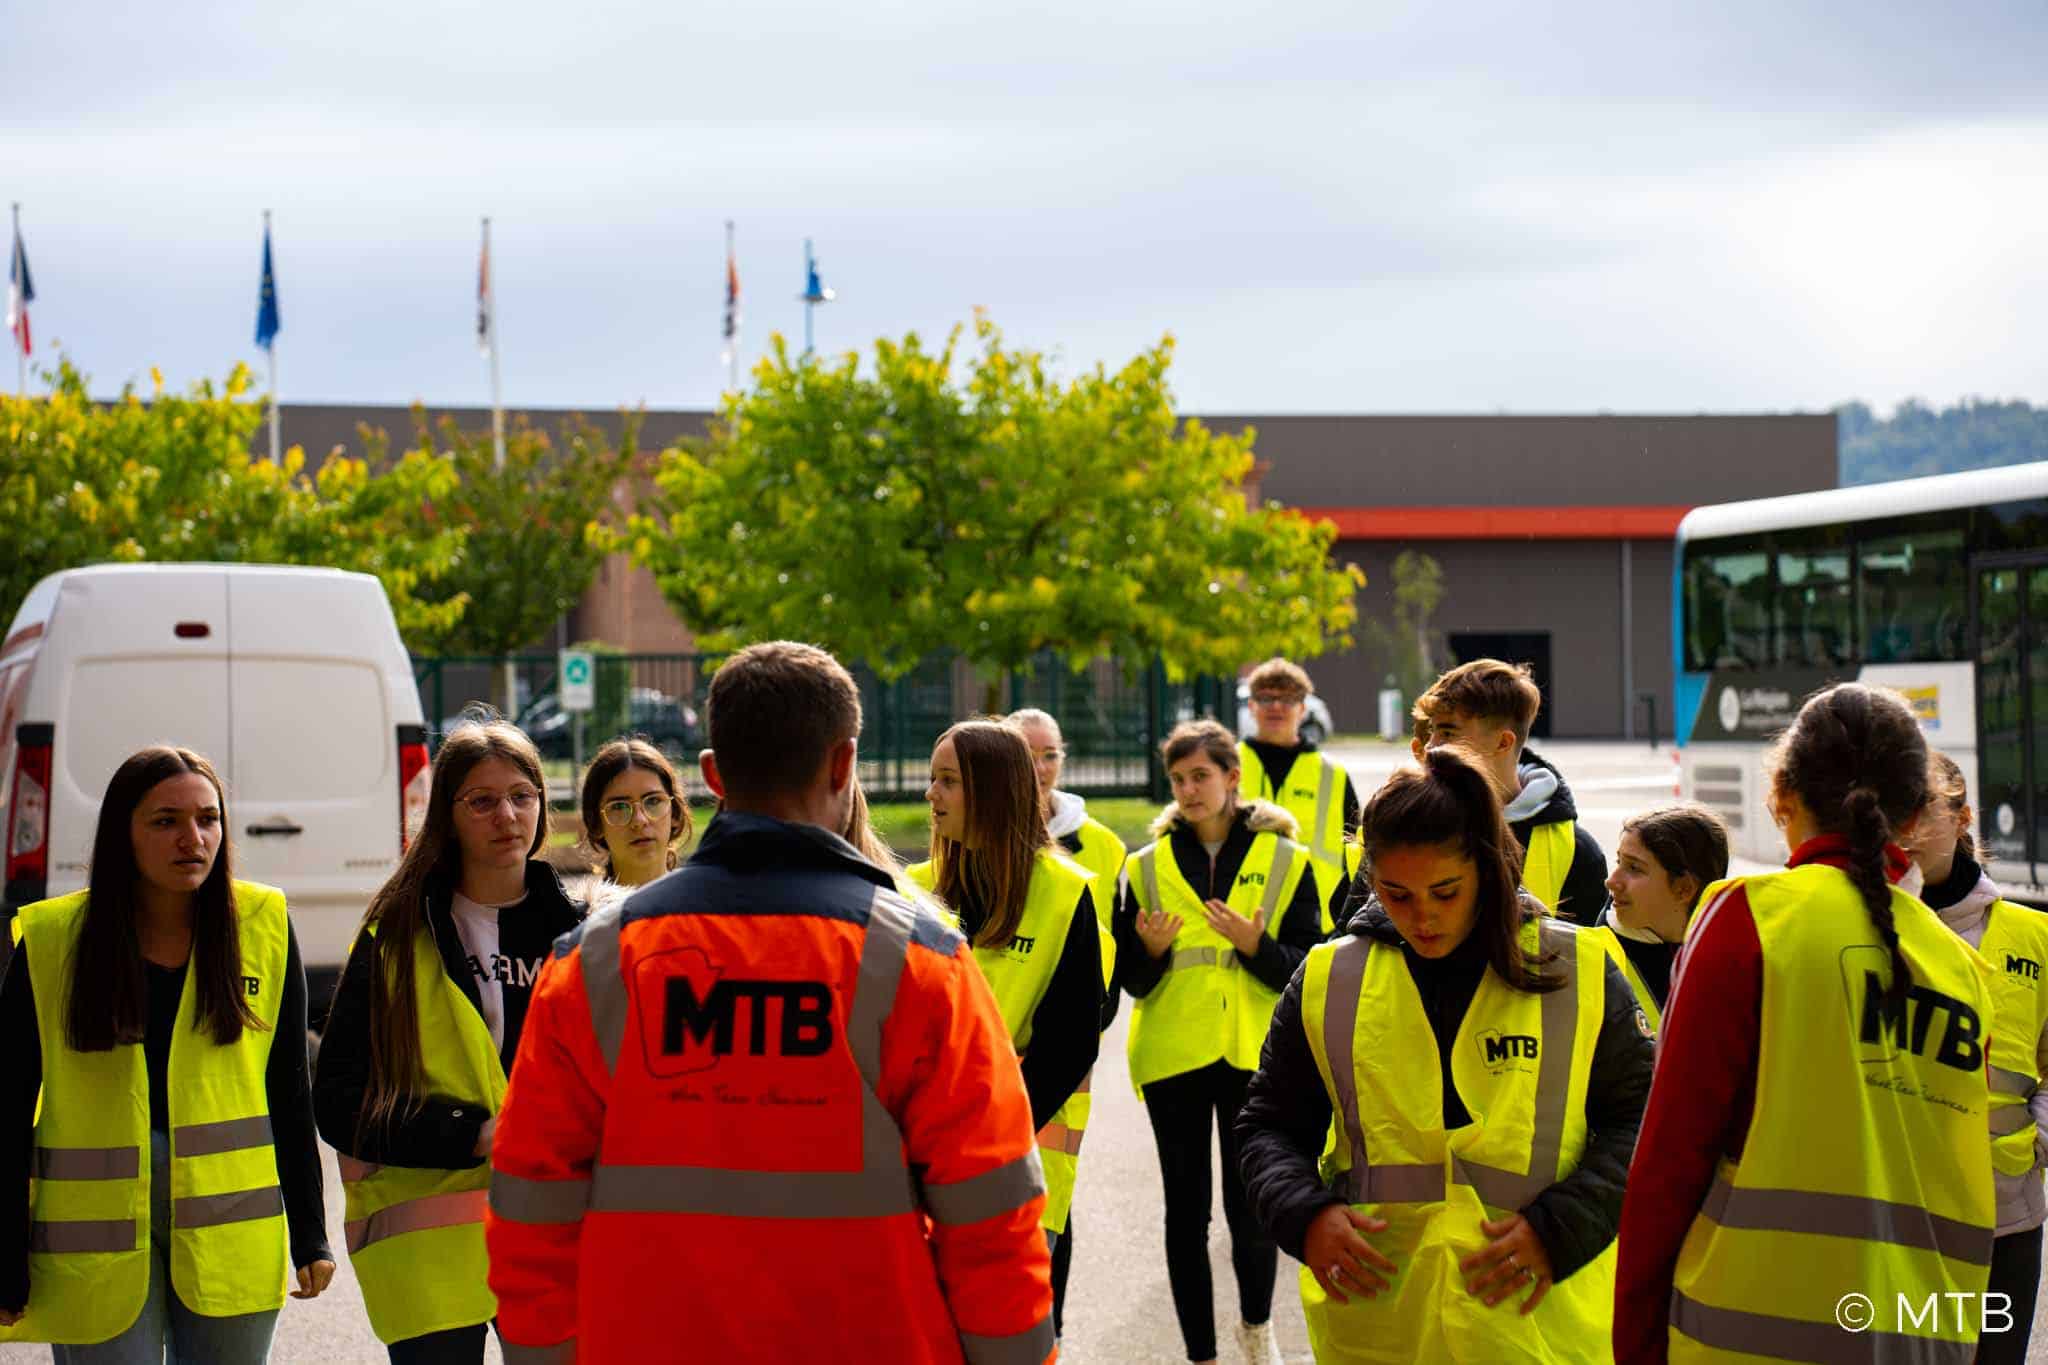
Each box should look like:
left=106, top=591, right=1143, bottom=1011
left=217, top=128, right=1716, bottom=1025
left=1976, top=558, right=2048, bottom=885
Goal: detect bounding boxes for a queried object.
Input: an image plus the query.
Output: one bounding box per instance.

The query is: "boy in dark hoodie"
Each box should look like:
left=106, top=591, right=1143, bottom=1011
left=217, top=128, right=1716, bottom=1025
left=1412, top=658, right=1609, bottom=925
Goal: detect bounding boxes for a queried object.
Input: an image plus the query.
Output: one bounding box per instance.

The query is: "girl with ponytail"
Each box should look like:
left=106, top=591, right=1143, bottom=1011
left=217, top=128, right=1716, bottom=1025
left=1616, top=684, right=1998, bottom=1361
left=1238, top=747, right=1652, bottom=1361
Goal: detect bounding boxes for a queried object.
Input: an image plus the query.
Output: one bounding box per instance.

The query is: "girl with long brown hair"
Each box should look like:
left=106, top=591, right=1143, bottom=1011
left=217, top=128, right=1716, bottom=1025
left=1115, top=719, right=1325, bottom=1365
left=1238, top=746, right=1651, bottom=1363
left=578, top=737, right=693, bottom=888
left=313, top=715, right=583, bottom=1364
left=1616, top=684, right=1996, bottom=1359
left=909, top=720, right=1102, bottom=1259
left=0, top=746, right=332, bottom=1360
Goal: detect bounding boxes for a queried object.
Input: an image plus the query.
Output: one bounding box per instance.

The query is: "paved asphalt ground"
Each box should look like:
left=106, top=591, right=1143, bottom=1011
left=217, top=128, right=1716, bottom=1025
left=8, top=739, right=2042, bottom=1362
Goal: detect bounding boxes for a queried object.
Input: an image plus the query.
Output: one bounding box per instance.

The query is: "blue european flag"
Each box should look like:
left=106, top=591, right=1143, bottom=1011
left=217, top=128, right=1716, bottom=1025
left=255, top=222, right=280, bottom=350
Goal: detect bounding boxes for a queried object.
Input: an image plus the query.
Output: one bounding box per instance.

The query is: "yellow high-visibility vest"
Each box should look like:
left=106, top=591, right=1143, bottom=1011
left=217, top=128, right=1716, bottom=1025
left=1240, top=742, right=1348, bottom=931
left=909, top=849, right=1095, bottom=1233
left=1968, top=900, right=2048, bottom=1180
left=1586, top=924, right=1662, bottom=1034
left=1297, top=917, right=1614, bottom=1363
left=1669, top=864, right=1995, bottom=1360
left=3, top=883, right=290, bottom=1346
left=1124, top=829, right=1308, bottom=1095
left=337, top=922, right=506, bottom=1343
left=1520, top=820, right=1578, bottom=918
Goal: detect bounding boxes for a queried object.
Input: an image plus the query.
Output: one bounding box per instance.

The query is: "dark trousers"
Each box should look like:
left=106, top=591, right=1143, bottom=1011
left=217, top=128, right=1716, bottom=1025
left=387, top=1322, right=490, bottom=1365
left=1051, top=1212, right=1073, bottom=1337
left=1978, top=1225, right=2043, bottom=1365
left=1143, top=1060, right=1277, bottom=1361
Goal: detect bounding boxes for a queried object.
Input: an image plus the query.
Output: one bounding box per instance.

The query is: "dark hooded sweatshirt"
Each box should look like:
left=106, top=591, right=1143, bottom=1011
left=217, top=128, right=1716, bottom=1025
left=1235, top=897, right=1653, bottom=1281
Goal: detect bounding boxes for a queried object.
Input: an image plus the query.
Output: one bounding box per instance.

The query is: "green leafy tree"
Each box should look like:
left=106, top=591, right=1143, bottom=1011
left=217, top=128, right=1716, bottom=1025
left=1361, top=550, right=1446, bottom=706
left=1838, top=397, right=2048, bottom=485
left=0, top=360, right=465, bottom=640
left=630, top=316, right=1362, bottom=683
left=392, top=410, right=637, bottom=658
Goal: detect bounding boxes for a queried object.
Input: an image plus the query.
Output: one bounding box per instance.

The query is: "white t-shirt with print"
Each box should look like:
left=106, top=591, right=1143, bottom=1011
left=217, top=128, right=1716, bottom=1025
left=449, top=890, right=527, bottom=1051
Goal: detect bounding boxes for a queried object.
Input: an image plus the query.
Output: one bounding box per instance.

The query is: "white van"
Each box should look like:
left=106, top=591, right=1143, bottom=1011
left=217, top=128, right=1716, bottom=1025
left=0, top=563, right=431, bottom=1018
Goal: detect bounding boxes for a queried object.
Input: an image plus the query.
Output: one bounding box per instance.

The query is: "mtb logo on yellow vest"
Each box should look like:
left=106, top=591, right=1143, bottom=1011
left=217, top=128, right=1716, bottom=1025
left=2, top=883, right=290, bottom=1347
left=338, top=923, right=507, bottom=1344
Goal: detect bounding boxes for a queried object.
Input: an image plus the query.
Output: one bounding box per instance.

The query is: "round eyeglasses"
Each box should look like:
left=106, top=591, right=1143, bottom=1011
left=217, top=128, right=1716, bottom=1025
left=455, top=787, right=542, bottom=818
left=601, top=792, right=673, bottom=827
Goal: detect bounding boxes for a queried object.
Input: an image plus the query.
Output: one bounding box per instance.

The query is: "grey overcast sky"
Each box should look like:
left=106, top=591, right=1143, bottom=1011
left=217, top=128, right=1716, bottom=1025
left=7, top=0, right=2047, bottom=415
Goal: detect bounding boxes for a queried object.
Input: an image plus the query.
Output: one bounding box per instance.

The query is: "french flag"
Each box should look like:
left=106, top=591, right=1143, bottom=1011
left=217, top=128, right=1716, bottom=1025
left=6, top=218, right=31, bottom=358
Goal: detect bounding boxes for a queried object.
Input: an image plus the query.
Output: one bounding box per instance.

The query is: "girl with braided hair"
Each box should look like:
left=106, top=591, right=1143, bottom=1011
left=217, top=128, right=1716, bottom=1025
left=1615, top=683, right=1997, bottom=1362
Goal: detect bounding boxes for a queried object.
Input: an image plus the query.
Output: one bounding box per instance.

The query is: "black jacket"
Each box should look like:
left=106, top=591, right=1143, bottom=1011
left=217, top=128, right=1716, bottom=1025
left=1506, top=749, right=1610, bottom=927
left=1235, top=898, right=1653, bottom=1282
left=313, top=860, right=583, bottom=1169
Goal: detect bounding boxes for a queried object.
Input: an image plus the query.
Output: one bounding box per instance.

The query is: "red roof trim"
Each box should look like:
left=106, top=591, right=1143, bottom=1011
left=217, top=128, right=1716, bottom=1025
left=1294, top=505, right=1691, bottom=540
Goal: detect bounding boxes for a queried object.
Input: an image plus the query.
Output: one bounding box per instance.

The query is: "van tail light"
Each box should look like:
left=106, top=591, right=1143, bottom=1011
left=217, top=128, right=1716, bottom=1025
left=397, top=725, right=431, bottom=850
left=6, top=723, right=53, bottom=905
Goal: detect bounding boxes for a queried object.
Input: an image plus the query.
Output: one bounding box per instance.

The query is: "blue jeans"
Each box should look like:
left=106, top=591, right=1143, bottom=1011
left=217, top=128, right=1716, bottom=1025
left=50, top=1131, right=279, bottom=1365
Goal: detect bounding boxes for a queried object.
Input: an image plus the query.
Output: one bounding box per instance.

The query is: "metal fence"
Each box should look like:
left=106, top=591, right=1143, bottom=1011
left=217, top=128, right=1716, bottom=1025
left=412, top=650, right=1236, bottom=802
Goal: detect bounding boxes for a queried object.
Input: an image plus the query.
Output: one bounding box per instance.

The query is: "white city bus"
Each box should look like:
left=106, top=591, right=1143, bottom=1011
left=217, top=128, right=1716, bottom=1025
left=1673, top=461, right=2048, bottom=903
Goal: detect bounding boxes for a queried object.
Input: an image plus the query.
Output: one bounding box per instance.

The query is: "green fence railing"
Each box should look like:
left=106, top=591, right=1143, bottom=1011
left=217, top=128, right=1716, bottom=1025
left=411, top=650, right=1235, bottom=802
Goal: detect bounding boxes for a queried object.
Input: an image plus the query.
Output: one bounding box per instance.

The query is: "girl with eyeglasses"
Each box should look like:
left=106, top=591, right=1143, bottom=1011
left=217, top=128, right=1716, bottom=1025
left=578, top=738, right=694, bottom=888
left=313, top=714, right=585, bottom=1364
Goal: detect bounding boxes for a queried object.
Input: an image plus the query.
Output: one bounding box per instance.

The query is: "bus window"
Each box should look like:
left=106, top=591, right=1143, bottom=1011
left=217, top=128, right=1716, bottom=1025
left=1775, top=529, right=1854, bottom=667
left=1685, top=536, right=1774, bottom=671
left=1857, top=520, right=1967, bottom=662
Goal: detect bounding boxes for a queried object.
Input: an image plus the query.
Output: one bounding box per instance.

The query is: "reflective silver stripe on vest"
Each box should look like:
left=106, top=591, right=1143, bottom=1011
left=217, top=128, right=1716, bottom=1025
left=1991, top=1104, right=2035, bottom=1137
left=923, top=1150, right=1046, bottom=1226
left=1261, top=841, right=1298, bottom=922
left=1139, top=849, right=1162, bottom=921
left=962, top=1312, right=1057, bottom=1365
left=29, top=1219, right=136, bottom=1253
left=1309, top=761, right=1339, bottom=865
left=1165, top=946, right=1219, bottom=974
left=345, top=1189, right=489, bottom=1254
left=174, top=1185, right=283, bottom=1230
left=1990, top=1065, right=2037, bottom=1098
left=578, top=898, right=630, bottom=1073
left=1454, top=921, right=1581, bottom=1211
left=1357, top=1163, right=1446, bottom=1203
left=1322, top=937, right=1373, bottom=1204
left=172, top=1114, right=273, bottom=1158
left=1672, top=1289, right=1974, bottom=1364
left=578, top=884, right=923, bottom=1223
left=489, top=1171, right=594, bottom=1225
left=1701, top=1175, right=1993, bottom=1268
left=35, top=1145, right=140, bottom=1180
left=500, top=1339, right=577, bottom=1365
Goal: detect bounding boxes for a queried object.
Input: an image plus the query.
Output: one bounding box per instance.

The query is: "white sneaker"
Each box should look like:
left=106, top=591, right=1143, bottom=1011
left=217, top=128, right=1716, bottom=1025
left=1236, top=1319, right=1283, bottom=1365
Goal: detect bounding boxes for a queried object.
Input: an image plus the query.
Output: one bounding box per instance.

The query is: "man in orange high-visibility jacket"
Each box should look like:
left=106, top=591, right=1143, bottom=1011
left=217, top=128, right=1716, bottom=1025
left=486, top=642, right=1055, bottom=1364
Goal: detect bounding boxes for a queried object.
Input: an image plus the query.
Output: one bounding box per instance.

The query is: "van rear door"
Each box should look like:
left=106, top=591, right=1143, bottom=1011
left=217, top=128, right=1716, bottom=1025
left=47, top=569, right=232, bottom=893
left=226, top=572, right=405, bottom=971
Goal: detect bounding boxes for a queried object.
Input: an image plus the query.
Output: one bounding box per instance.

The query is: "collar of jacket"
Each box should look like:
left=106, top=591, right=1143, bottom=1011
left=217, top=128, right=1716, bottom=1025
left=1786, top=833, right=1913, bottom=884
left=691, top=809, right=895, bottom=889
left=1505, top=747, right=1576, bottom=827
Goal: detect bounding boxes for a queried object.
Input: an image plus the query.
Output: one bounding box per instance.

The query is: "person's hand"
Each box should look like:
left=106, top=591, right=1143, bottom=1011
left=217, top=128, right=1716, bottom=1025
left=1136, top=908, right=1182, bottom=958
left=0, top=1304, right=23, bottom=1327
left=472, top=1115, right=497, bottom=1159
left=1203, top=898, right=1267, bottom=956
left=291, top=1260, right=336, bottom=1300
left=1304, top=1204, right=1397, bottom=1304
left=1459, top=1213, right=1554, bottom=1313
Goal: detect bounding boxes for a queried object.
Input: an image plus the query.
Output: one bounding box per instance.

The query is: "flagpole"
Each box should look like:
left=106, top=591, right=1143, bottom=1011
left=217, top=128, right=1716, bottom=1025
left=264, top=210, right=281, bottom=465
left=10, top=203, right=21, bottom=398
left=484, top=216, right=505, bottom=471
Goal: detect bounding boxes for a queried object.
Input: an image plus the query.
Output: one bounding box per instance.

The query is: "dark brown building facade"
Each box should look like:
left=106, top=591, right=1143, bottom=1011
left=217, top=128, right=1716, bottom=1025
left=276, top=406, right=1837, bottom=738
